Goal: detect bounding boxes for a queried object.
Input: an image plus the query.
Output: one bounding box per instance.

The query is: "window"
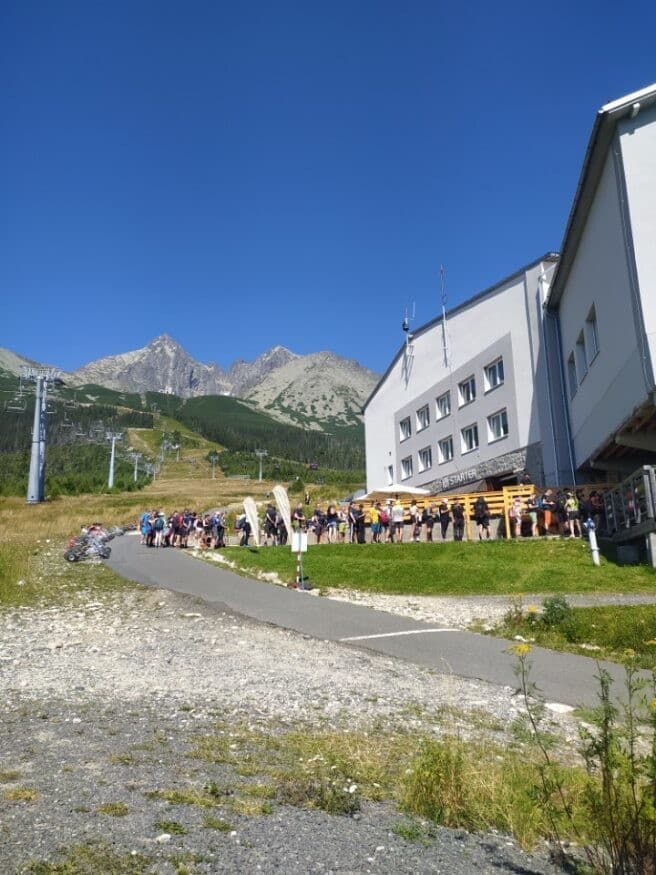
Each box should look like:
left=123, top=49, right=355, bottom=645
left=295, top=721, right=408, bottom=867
left=435, top=390, right=451, bottom=420
left=418, top=446, right=432, bottom=472
left=386, top=465, right=394, bottom=486
left=484, top=357, right=504, bottom=391
left=401, top=456, right=413, bottom=480
left=567, top=353, right=577, bottom=399
left=586, top=305, right=600, bottom=363
left=438, top=436, right=454, bottom=464
left=461, top=423, right=479, bottom=454
left=458, top=376, right=476, bottom=407
left=416, top=404, right=430, bottom=432
left=575, top=331, right=587, bottom=381
left=487, top=408, right=509, bottom=442
left=399, top=417, right=411, bottom=441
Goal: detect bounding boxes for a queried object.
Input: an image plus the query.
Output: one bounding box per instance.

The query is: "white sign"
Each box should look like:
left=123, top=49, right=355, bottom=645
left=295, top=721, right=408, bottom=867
left=291, top=532, right=308, bottom=553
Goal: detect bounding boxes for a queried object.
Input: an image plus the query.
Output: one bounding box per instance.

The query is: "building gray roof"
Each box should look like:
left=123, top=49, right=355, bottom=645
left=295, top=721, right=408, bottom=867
left=545, top=82, right=656, bottom=309
left=363, top=252, right=558, bottom=413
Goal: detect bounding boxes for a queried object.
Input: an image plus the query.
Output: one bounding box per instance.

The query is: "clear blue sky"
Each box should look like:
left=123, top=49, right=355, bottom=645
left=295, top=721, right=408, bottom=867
left=2, top=0, right=655, bottom=374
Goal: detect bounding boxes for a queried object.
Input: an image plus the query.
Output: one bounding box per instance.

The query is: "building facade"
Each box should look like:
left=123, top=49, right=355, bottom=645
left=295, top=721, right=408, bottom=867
left=364, top=255, right=561, bottom=492
left=545, top=83, right=656, bottom=480
left=364, top=83, right=656, bottom=492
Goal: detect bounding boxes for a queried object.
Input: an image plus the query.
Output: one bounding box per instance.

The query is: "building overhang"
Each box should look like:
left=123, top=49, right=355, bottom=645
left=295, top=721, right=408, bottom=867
left=583, top=396, right=656, bottom=475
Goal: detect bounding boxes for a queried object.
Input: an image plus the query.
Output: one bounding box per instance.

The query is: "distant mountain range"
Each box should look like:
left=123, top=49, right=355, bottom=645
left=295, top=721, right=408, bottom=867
left=0, top=335, right=379, bottom=430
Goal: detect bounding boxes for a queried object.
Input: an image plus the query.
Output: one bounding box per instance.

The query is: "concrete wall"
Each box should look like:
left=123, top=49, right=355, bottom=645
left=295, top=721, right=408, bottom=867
left=365, top=264, right=550, bottom=490
left=557, top=146, right=651, bottom=468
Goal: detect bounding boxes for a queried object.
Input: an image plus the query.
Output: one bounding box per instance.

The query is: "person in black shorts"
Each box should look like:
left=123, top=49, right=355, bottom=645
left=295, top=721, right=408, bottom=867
left=473, top=496, right=490, bottom=540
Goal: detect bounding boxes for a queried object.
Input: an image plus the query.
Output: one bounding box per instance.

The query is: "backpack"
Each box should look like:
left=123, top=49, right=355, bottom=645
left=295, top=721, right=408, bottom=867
left=154, top=516, right=164, bottom=530
left=474, top=498, right=487, bottom=515
left=379, top=510, right=389, bottom=525
left=235, top=516, right=245, bottom=530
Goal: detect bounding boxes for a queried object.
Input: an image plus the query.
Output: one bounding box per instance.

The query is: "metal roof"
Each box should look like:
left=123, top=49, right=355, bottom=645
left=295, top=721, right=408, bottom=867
left=545, top=82, right=656, bottom=309
left=363, top=252, right=558, bottom=412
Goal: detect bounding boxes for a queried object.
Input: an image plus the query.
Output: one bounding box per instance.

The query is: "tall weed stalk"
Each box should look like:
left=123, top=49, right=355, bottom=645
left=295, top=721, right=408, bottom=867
left=514, top=644, right=656, bottom=873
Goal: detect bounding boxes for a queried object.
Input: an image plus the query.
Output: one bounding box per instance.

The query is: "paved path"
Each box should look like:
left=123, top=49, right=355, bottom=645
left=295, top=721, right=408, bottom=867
left=108, top=536, right=638, bottom=709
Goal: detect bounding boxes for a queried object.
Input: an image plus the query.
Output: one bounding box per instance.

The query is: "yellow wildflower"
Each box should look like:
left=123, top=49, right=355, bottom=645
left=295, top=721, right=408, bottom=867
left=511, top=643, right=532, bottom=657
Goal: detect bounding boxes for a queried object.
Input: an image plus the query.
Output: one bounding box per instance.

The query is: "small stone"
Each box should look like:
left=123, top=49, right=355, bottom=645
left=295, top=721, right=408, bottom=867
left=155, top=833, right=171, bottom=844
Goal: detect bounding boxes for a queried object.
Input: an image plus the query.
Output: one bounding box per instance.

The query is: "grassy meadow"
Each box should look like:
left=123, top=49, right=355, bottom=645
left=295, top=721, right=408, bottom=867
left=217, top=537, right=656, bottom=595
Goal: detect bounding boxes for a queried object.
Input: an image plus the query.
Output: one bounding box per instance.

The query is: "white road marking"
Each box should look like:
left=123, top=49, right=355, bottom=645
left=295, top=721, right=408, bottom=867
left=340, top=628, right=460, bottom=642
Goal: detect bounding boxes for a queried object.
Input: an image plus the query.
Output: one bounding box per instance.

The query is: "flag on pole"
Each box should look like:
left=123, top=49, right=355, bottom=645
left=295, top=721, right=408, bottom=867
left=243, top=497, right=260, bottom=546
left=272, top=484, right=291, bottom=541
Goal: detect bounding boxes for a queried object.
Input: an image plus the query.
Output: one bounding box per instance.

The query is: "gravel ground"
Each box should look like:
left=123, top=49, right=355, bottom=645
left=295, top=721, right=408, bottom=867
left=0, top=564, right=579, bottom=874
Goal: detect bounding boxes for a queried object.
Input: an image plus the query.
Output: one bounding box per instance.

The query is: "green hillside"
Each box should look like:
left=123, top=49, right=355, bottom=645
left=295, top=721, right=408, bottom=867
left=179, top=395, right=364, bottom=471
left=0, top=371, right=365, bottom=496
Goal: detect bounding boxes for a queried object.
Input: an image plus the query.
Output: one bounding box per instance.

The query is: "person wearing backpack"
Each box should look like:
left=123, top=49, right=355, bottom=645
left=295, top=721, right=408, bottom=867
left=474, top=496, right=491, bottom=540
left=153, top=511, right=165, bottom=547
left=451, top=501, right=465, bottom=541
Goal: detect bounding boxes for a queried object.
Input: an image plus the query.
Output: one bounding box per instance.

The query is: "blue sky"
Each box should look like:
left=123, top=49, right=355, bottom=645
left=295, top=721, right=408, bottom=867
left=2, top=1, right=655, bottom=375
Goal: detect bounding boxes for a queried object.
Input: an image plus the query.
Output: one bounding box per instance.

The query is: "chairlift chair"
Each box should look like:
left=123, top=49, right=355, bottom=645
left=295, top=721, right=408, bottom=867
left=5, top=396, right=27, bottom=412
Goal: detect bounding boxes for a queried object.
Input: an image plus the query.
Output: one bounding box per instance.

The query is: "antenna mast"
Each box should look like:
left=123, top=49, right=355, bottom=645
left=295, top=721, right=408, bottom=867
left=401, top=303, right=415, bottom=387
left=440, top=265, right=449, bottom=368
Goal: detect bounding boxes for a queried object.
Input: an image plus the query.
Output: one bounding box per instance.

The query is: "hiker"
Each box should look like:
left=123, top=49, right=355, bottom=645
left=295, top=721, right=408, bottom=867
left=391, top=499, right=405, bottom=542
left=451, top=500, right=465, bottom=541
left=422, top=505, right=435, bottom=542
left=438, top=501, right=451, bottom=540
left=473, top=496, right=491, bottom=540
left=509, top=496, right=524, bottom=538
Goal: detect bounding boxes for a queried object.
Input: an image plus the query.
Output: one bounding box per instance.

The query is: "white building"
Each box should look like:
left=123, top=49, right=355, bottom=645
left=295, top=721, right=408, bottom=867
left=544, top=82, right=656, bottom=480
left=364, top=82, right=656, bottom=492
left=364, top=254, right=560, bottom=492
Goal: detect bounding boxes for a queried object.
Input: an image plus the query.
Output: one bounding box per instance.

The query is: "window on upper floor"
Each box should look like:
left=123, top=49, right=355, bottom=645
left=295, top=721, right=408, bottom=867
left=418, top=446, right=432, bottom=472
left=461, top=423, right=479, bottom=454
left=567, top=353, right=577, bottom=400
left=458, top=376, right=476, bottom=407
left=484, top=357, right=504, bottom=392
left=386, top=465, right=394, bottom=486
left=586, top=305, right=600, bottom=364
left=399, top=417, right=411, bottom=441
left=487, top=408, right=509, bottom=442
left=401, top=456, right=413, bottom=480
left=438, top=436, right=454, bottom=464
left=435, top=390, right=451, bottom=420
left=575, top=331, right=587, bottom=381
left=416, top=404, right=430, bottom=432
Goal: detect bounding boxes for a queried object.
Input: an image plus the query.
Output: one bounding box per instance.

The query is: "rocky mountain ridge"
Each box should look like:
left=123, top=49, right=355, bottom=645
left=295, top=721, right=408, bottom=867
left=0, top=336, right=378, bottom=428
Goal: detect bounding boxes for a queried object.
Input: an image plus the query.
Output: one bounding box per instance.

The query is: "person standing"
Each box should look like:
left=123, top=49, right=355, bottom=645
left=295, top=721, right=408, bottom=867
left=473, top=496, right=491, bottom=540
left=264, top=503, right=278, bottom=546
left=391, top=499, right=405, bottom=543
left=509, top=496, right=524, bottom=538
left=438, top=501, right=451, bottom=540
left=452, top=500, right=465, bottom=541
left=422, top=505, right=435, bottom=542
left=355, top=504, right=366, bottom=544
left=369, top=503, right=381, bottom=543
left=326, top=504, right=339, bottom=543
left=292, top=504, right=306, bottom=531
left=409, top=502, right=421, bottom=542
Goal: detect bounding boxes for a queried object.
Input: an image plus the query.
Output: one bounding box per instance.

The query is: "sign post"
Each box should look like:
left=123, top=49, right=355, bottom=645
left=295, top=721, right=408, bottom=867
left=291, top=531, right=308, bottom=588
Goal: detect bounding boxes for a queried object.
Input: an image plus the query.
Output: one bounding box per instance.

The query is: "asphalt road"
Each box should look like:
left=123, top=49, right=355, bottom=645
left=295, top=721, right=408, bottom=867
left=107, top=535, right=635, bottom=710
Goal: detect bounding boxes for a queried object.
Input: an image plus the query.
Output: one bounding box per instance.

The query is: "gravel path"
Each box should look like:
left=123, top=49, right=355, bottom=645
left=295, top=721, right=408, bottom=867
left=0, top=565, right=582, bottom=873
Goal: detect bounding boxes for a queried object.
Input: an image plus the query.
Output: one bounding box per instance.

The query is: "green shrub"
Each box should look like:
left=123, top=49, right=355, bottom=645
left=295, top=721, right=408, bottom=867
left=541, top=596, right=572, bottom=628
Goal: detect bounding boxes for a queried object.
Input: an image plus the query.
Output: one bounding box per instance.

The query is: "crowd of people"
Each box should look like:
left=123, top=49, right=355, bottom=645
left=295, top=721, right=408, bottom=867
left=139, top=509, right=230, bottom=549
left=137, top=487, right=606, bottom=550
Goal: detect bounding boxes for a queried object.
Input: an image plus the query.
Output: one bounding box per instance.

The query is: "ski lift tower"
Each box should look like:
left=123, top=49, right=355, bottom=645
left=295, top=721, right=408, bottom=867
left=106, top=432, right=123, bottom=489
left=254, top=449, right=268, bottom=482
left=24, top=367, right=63, bottom=504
